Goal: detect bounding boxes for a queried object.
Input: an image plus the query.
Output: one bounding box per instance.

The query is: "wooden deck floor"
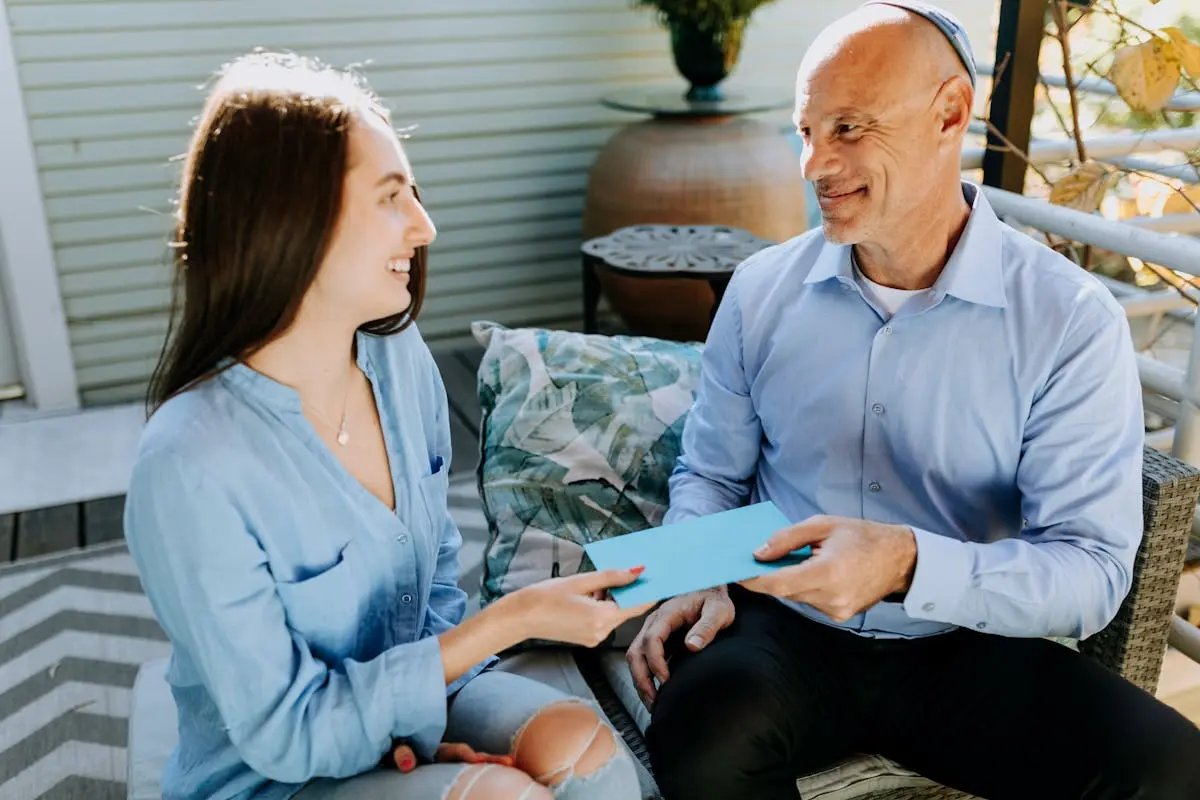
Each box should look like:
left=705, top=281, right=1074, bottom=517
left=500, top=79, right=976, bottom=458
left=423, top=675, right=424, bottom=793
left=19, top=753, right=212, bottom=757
left=0, top=344, right=488, bottom=564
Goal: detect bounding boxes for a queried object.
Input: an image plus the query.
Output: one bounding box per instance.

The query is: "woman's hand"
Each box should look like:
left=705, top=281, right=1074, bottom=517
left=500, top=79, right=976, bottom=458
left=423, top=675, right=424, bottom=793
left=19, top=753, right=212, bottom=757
left=438, top=566, right=654, bottom=687
left=389, top=742, right=514, bottom=773
left=506, top=567, right=655, bottom=647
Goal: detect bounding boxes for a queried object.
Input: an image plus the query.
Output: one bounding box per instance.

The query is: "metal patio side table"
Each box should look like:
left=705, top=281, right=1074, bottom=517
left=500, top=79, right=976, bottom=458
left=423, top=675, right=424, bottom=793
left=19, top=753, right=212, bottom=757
left=581, top=224, right=775, bottom=338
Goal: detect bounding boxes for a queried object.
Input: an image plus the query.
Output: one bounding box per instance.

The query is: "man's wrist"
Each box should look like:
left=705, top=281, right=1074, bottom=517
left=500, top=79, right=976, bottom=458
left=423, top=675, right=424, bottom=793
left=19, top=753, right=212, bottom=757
left=892, top=524, right=918, bottom=594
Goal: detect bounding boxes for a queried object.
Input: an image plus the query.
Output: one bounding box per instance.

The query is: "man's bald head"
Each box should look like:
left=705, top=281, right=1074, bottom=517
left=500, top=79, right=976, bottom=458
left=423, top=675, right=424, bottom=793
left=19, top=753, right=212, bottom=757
left=798, top=3, right=973, bottom=105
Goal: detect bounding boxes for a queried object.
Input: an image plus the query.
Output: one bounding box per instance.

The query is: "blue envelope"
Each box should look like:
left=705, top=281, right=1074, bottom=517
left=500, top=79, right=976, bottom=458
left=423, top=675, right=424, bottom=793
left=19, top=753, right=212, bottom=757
left=582, top=501, right=812, bottom=608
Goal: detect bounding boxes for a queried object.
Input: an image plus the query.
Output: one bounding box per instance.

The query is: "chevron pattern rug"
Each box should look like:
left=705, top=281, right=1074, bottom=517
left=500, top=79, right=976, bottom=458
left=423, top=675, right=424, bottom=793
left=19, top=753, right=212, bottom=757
left=0, top=477, right=490, bottom=800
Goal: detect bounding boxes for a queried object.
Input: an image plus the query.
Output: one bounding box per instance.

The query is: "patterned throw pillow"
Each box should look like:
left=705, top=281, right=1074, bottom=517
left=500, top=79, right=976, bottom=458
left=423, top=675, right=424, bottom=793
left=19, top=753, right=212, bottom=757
left=471, top=321, right=704, bottom=610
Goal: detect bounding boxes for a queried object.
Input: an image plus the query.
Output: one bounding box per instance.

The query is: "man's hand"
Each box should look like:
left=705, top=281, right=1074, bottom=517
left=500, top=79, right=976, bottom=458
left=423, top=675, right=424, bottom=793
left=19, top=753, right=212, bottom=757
left=625, top=587, right=735, bottom=709
left=739, top=516, right=916, bottom=622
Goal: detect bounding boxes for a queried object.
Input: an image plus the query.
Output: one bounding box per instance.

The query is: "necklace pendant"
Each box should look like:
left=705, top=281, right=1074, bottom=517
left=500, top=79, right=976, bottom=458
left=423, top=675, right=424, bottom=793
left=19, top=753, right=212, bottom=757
left=336, top=428, right=350, bottom=446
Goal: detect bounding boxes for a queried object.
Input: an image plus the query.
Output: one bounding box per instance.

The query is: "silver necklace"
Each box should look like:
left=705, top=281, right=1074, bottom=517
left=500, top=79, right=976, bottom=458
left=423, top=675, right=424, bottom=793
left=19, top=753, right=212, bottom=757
left=304, top=370, right=353, bottom=446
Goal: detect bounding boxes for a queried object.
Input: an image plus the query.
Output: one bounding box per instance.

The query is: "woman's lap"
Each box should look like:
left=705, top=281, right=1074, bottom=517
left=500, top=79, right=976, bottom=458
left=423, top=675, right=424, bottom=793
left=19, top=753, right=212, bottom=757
left=446, top=668, right=578, bottom=755
left=294, top=669, right=578, bottom=799
left=293, top=763, right=471, bottom=799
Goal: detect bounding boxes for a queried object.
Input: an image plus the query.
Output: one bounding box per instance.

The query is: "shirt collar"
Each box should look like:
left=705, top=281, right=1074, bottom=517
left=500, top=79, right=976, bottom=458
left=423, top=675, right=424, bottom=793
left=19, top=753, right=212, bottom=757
left=804, top=181, right=1008, bottom=309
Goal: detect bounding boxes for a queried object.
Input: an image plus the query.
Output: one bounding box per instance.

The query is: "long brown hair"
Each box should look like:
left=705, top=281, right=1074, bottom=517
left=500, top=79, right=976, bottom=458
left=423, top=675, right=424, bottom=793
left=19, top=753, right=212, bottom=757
left=147, top=51, right=427, bottom=413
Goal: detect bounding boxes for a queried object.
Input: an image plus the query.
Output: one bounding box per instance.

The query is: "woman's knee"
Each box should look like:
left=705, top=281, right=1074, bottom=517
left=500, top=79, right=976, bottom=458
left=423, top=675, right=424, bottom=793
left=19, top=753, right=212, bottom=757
left=511, top=701, right=618, bottom=785
left=444, top=764, right=552, bottom=800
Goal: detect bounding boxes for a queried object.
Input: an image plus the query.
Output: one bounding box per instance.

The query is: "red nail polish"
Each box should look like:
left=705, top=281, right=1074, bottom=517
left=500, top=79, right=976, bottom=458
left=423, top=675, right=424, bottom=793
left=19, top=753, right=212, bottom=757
left=630, top=565, right=645, bottom=576
left=399, top=757, right=415, bottom=772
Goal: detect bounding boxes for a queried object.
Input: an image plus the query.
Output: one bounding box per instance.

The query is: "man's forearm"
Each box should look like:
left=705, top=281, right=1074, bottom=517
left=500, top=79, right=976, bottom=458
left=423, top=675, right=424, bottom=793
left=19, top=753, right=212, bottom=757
left=662, top=465, right=752, bottom=526
left=903, top=527, right=1130, bottom=639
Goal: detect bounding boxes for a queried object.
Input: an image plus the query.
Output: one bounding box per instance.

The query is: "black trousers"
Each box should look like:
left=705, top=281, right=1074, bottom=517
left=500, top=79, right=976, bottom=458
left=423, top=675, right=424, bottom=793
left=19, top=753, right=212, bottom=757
left=646, top=586, right=1200, bottom=800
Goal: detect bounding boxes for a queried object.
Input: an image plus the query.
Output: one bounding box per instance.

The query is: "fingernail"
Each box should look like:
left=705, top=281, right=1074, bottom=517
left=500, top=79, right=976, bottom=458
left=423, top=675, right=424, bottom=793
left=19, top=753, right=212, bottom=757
left=399, top=757, right=415, bottom=772
left=687, top=636, right=703, bottom=648
left=630, top=565, right=645, bottom=576
left=754, top=545, right=770, bottom=557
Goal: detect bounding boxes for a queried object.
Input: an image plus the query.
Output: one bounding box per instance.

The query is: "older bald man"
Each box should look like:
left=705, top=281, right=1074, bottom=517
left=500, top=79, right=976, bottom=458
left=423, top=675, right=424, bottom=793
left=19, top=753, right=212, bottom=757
left=625, top=2, right=1200, bottom=798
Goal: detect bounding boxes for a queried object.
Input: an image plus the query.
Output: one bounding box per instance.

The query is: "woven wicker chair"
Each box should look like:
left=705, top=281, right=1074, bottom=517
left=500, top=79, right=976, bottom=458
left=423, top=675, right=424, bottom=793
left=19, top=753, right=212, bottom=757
left=573, top=445, right=1200, bottom=800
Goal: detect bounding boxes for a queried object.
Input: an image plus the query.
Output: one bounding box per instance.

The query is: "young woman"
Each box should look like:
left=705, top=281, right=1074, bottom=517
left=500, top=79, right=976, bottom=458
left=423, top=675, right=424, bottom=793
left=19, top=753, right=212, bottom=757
left=123, top=52, right=649, bottom=800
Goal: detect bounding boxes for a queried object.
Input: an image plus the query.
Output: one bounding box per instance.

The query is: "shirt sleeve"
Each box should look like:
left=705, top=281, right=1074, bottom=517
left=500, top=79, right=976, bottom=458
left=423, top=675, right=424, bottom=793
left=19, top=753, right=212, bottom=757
left=904, top=297, right=1144, bottom=639
left=664, top=275, right=764, bottom=525
left=419, top=353, right=494, bottom=693
left=124, top=449, right=451, bottom=782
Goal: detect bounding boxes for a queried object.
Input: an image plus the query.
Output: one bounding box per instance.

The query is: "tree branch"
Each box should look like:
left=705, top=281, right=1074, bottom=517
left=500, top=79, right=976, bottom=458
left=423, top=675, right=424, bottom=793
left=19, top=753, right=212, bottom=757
left=1038, top=77, right=1076, bottom=142
left=1140, top=260, right=1200, bottom=307
left=1097, top=0, right=1163, bottom=40
left=1124, top=168, right=1200, bottom=215
left=977, top=117, right=1055, bottom=185
left=1051, top=0, right=1088, bottom=162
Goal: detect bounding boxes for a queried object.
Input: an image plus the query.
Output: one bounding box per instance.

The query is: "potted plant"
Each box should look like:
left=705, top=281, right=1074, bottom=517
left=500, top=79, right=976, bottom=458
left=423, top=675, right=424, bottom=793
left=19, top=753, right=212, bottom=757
left=634, top=0, right=778, bottom=101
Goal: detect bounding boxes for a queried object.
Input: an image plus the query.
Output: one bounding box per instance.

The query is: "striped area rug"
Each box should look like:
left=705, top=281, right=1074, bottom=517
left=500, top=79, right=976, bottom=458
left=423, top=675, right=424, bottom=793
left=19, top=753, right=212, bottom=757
left=0, top=477, right=491, bottom=800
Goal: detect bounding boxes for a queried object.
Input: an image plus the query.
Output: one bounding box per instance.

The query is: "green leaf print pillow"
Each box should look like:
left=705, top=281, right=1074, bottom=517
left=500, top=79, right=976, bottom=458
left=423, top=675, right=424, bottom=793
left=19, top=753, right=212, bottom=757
left=470, top=321, right=704, bottom=613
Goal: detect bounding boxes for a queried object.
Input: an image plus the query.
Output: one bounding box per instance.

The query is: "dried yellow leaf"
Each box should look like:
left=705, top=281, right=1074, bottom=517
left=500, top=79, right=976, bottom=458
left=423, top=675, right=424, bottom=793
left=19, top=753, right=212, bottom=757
left=1163, top=27, right=1200, bottom=80
left=1049, top=162, right=1116, bottom=214
left=1109, top=38, right=1181, bottom=114
left=1161, top=184, right=1200, bottom=216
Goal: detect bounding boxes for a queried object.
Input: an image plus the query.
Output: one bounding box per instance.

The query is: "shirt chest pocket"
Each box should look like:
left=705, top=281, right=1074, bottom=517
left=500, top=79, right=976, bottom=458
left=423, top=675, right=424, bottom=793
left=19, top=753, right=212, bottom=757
left=275, top=540, right=369, bottom=663
left=416, top=455, right=449, bottom=558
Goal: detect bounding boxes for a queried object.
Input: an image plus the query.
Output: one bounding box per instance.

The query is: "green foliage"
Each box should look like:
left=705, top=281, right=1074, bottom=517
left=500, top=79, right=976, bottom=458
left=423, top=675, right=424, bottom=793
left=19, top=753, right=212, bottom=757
left=632, top=0, right=778, bottom=32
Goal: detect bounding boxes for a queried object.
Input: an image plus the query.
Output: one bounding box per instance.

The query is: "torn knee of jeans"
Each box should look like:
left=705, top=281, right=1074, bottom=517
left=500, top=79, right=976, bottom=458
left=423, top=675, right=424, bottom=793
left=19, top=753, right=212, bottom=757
left=511, top=699, right=618, bottom=786
left=442, top=763, right=552, bottom=800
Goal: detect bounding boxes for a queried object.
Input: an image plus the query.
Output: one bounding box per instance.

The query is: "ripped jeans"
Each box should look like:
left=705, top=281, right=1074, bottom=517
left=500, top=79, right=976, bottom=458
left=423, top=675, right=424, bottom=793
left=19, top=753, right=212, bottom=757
left=293, top=669, right=641, bottom=800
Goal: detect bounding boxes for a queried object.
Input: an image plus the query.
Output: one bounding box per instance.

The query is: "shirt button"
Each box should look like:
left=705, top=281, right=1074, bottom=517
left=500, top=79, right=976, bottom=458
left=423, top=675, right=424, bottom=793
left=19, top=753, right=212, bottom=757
left=883, top=326, right=893, bottom=335
left=922, top=602, right=935, bottom=612
left=401, top=593, right=414, bottom=604
left=396, top=533, right=409, bottom=544
left=869, top=481, right=881, bottom=492
left=976, top=622, right=987, bottom=630
left=872, top=403, right=884, bottom=414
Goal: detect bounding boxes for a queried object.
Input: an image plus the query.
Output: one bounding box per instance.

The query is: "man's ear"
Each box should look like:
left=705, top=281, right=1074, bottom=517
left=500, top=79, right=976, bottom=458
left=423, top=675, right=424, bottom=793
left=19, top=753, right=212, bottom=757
left=935, top=76, right=973, bottom=139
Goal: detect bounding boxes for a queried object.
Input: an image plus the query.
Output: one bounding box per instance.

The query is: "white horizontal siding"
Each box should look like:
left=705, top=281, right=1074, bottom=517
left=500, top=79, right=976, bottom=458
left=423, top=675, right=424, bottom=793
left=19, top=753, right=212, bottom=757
left=0, top=249, right=22, bottom=390
left=6, top=0, right=997, bottom=405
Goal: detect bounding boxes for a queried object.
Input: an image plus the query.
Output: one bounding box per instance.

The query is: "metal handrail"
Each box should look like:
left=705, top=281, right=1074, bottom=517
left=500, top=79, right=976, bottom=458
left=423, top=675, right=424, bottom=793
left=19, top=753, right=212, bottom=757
left=979, top=185, right=1200, bottom=466
left=975, top=62, right=1200, bottom=113
left=1123, top=215, right=1200, bottom=234
left=979, top=185, right=1200, bottom=277
left=964, top=121, right=1200, bottom=184
left=962, top=127, right=1200, bottom=171
left=1169, top=615, right=1200, bottom=662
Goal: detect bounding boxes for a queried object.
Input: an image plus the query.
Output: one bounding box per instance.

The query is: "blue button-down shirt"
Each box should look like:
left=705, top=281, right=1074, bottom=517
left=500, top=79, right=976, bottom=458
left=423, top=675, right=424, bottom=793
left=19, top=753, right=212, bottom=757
left=666, top=182, right=1144, bottom=640
left=124, top=326, right=488, bottom=800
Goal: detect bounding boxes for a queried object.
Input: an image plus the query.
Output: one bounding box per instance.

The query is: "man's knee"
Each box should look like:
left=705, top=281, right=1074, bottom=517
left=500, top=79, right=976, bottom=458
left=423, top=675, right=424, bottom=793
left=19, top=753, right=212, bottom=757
left=512, top=700, right=618, bottom=785
left=445, top=764, right=552, bottom=800
left=646, top=650, right=789, bottom=794
left=1094, top=716, right=1200, bottom=800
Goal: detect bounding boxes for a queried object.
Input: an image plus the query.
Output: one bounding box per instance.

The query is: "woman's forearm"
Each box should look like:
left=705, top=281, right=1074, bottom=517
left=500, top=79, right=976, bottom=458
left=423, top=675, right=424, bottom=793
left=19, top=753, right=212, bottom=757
left=437, top=594, right=528, bottom=685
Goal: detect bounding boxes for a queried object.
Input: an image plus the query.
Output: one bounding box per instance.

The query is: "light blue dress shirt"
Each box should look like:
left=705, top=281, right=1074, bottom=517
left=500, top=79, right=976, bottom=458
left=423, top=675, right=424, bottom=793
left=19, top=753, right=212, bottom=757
left=666, top=182, right=1144, bottom=641
left=124, top=326, right=490, bottom=800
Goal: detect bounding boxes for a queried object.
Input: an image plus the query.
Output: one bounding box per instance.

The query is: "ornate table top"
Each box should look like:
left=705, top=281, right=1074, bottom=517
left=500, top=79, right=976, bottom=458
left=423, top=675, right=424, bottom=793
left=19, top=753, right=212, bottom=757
left=581, top=225, right=775, bottom=277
